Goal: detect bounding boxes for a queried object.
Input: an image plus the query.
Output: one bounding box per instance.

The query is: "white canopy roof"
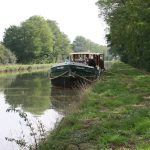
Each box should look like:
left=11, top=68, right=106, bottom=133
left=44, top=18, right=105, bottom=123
left=70, top=52, right=103, bottom=55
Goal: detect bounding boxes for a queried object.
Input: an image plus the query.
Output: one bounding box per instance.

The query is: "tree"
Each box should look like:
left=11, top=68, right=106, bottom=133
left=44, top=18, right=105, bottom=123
left=19, top=16, right=54, bottom=63
left=2, top=26, right=22, bottom=62
left=3, top=16, right=54, bottom=63
left=72, top=36, right=108, bottom=53
left=3, top=16, right=72, bottom=64
left=47, top=20, right=71, bottom=62
left=0, top=44, right=16, bottom=64
left=60, top=33, right=72, bottom=59
left=96, top=0, right=150, bottom=71
left=72, top=36, right=88, bottom=52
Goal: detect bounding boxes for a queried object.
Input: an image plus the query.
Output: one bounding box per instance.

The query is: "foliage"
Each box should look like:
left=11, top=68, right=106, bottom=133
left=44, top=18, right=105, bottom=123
left=47, top=20, right=71, bottom=62
left=40, top=62, right=150, bottom=149
left=106, top=48, right=115, bottom=61
left=6, top=108, right=47, bottom=150
left=3, top=16, right=71, bottom=64
left=96, top=0, right=150, bottom=71
left=0, top=43, right=16, bottom=64
left=22, top=16, right=53, bottom=63
left=72, top=36, right=108, bottom=53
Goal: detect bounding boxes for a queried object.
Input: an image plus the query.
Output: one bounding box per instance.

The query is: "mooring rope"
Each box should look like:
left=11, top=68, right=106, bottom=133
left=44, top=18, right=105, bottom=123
left=49, top=70, right=100, bottom=83
left=72, top=72, right=99, bottom=83
left=49, top=71, right=68, bottom=80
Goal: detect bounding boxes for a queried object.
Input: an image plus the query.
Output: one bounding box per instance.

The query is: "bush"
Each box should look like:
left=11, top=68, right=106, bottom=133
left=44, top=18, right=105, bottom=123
left=0, top=44, right=17, bottom=64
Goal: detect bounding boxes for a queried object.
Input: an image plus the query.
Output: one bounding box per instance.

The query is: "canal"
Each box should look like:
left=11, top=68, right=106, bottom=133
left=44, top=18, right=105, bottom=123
left=0, top=71, right=81, bottom=150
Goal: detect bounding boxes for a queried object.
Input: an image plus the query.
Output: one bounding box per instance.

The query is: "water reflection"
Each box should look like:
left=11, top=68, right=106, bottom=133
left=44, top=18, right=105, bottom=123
left=0, top=90, right=62, bottom=150
left=0, top=74, right=17, bottom=90
left=51, top=86, right=81, bottom=113
left=3, top=72, right=51, bottom=115
left=0, top=71, right=81, bottom=150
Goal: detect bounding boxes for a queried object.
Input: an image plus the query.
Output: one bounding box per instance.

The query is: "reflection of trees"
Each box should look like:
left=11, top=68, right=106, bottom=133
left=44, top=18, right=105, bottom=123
left=3, top=71, right=82, bottom=115
left=0, top=74, right=17, bottom=90
left=4, top=72, right=51, bottom=115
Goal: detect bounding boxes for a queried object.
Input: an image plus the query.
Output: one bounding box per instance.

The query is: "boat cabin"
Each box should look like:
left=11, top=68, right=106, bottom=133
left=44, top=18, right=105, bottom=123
left=69, top=52, right=105, bottom=69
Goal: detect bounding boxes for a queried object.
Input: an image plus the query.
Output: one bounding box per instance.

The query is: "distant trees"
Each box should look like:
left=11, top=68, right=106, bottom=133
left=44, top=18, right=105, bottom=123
left=96, top=0, right=150, bottom=71
left=72, top=36, right=108, bottom=53
left=2, top=15, right=110, bottom=64
left=3, top=16, right=71, bottom=64
left=0, top=44, right=16, bottom=64
left=47, top=20, right=71, bottom=62
left=72, top=36, right=89, bottom=52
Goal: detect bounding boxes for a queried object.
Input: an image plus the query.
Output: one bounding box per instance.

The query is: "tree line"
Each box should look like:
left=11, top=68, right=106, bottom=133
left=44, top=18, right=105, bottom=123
left=2, top=16, right=71, bottom=64
left=96, top=0, right=150, bottom=71
left=72, top=36, right=111, bottom=60
left=72, top=36, right=108, bottom=53
left=0, top=15, right=108, bottom=64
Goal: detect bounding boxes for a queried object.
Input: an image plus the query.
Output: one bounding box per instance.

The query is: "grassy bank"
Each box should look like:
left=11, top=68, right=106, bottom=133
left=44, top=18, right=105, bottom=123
left=40, top=62, right=150, bottom=150
left=0, top=64, right=52, bottom=73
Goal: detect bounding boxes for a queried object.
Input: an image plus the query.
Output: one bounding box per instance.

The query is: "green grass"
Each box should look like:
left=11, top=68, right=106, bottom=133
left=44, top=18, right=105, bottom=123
left=40, top=62, right=150, bottom=150
left=0, top=64, right=52, bottom=73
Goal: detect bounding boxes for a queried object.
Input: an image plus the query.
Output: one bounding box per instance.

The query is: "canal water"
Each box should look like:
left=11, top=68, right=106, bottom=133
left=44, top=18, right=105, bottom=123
left=0, top=71, right=81, bottom=150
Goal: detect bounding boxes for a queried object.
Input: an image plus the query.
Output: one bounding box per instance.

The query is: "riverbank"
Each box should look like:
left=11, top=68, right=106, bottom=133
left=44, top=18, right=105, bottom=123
left=0, top=64, right=52, bottom=73
left=40, top=62, right=150, bottom=150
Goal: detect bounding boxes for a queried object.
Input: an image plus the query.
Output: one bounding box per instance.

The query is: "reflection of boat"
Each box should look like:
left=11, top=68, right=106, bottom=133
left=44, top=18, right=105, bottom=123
left=50, top=87, right=81, bottom=112
left=49, top=52, right=104, bottom=87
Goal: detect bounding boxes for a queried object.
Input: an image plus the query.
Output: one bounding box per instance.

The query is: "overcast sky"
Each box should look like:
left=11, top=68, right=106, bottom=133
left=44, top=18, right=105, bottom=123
left=0, top=0, right=107, bottom=45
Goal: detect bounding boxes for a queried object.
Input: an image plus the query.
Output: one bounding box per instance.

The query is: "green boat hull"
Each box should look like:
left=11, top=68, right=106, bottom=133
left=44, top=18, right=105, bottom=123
left=50, top=62, right=100, bottom=88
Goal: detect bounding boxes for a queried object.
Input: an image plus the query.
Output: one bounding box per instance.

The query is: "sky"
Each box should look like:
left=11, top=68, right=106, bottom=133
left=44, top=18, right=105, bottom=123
left=0, top=0, right=107, bottom=45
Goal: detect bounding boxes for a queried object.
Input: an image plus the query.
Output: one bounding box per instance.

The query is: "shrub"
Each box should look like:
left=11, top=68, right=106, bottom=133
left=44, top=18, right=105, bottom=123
left=0, top=44, right=17, bottom=64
